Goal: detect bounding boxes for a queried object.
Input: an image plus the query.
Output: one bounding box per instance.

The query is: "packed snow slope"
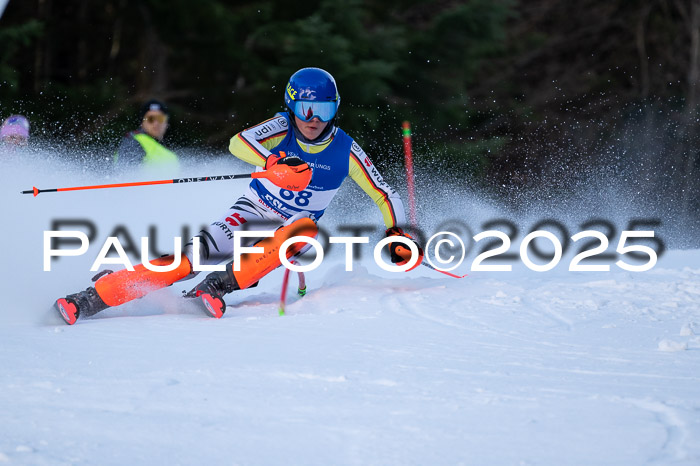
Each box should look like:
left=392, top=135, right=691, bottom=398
left=1, top=150, right=699, bottom=465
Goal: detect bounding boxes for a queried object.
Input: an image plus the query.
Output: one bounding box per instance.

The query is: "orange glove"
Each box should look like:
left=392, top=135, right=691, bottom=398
left=256, top=152, right=312, bottom=191
left=264, top=151, right=286, bottom=169
left=385, top=227, right=424, bottom=271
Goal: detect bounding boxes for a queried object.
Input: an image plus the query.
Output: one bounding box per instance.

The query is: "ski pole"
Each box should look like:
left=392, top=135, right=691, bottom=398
left=19, top=172, right=272, bottom=197
left=421, top=261, right=467, bottom=279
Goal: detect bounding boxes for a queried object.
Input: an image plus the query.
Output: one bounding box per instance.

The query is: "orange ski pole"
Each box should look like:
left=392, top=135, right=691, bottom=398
left=20, top=169, right=306, bottom=198
left=20, top=174, right=253, bottom=197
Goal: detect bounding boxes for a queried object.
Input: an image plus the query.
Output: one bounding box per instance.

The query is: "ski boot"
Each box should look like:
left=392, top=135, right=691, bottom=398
left=184, top=216, right=317, bottom=318
left=54, top=287, right=109, bottom=325
left=184, top=267, right=239, bottom=319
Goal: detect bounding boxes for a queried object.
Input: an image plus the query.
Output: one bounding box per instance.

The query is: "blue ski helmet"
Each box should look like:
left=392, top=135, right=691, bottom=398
left=285, top=68, right=340, bottom=122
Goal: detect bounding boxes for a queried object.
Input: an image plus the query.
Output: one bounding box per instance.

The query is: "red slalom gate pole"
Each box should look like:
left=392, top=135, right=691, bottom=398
left=278, top=262, right=307, bottom=316
left=279, top=268, right=292, bottom=316
left=402, top=122, right=465, bottom=279
left=402, top=121, right=418, bottom=227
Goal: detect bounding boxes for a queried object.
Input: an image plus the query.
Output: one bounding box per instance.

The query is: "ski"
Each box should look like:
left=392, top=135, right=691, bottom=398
left=54, top=298, right=79, bottom=325
left=197, top=292, right=226, bottom=319
left=421, top=261, right=467, bottom=278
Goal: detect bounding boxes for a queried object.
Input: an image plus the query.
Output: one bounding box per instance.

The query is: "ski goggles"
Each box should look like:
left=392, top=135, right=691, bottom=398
left=143, top=113, right=168, bottom=124
left=290, top=100, right=339, bottom=122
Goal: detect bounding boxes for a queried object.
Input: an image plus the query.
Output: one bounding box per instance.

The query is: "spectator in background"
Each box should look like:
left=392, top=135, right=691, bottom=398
left=1, top=115, right=30, bottom=147
left=114, top=99, right=179, bottom=171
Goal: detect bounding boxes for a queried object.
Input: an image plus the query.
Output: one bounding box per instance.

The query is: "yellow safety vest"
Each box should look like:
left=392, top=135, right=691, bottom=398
left=133, top=133, right=179, bottom=168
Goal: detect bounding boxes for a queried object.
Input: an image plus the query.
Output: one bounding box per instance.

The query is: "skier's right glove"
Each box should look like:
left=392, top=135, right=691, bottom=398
left=385, top=227, right=423, bottom=271
left=261, top=151, right=312, bottom=191
left=264, top=151, right=285, bottom=169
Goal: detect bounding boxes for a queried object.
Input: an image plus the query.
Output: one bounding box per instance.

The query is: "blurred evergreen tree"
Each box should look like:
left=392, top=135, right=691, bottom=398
left=0, top=0, right=511, bottom=158
left=0, top=19, right=42, bottom=92
left=0, top=0, right=696, bottom=226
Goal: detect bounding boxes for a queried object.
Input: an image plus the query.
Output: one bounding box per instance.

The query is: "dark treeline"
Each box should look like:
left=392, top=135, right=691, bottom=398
left=1, top=0, right=699, bottom=224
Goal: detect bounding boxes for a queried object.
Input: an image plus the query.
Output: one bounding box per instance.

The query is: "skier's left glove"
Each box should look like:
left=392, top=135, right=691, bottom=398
left=261, top=151, right=312, bottom=191
left=385, top=227, right=423, bottom=271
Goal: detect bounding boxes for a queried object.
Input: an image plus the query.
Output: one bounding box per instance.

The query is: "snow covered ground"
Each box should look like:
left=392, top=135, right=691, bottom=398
left=1, top=151, right=699, bottom=465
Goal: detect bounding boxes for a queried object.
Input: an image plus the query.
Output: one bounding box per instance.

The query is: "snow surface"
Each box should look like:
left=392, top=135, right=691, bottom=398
left=1, top=150, right=699, bottom=465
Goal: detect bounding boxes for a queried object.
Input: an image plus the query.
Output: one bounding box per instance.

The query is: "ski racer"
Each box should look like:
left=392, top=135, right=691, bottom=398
left=54, top=67, right=423, bottom=325
left=114, top=99, right=179, bottom=171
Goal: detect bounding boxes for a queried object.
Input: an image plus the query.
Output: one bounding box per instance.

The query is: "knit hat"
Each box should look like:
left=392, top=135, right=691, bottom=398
left=0, top=115, right=30, bottom=140
left=139, top=99, right=169, bottom=121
